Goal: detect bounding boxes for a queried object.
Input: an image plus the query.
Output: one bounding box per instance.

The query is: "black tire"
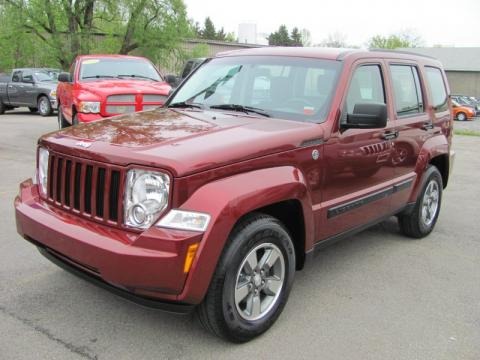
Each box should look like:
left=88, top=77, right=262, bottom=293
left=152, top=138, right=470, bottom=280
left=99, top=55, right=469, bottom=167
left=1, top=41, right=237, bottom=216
left=456, top=112, right=467, bottom=121
left=197, top=213, right=296, bottom=342
left=28, top=107, right=38, bottom=113
left=398, top=165, right=443, bottom=238
left=0, top=101, right=5, bottom=115
left=57, top=105, right=70, bottom=129
left=72, top=113, right=79, bottom=126
left=38, top=96, right=52, bottom=116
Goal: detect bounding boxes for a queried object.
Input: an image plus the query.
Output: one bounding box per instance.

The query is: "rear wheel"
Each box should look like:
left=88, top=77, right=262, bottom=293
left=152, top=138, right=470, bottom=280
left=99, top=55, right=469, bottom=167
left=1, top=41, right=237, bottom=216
left=456, top=112, right=467, bottom=121
left=399, top=166, right=442, bottom=238
left=38, top=96, right=52, bottom=116
left=0, top=101, right=5, bottom=115
left=197, top=214, right=296, bottom=342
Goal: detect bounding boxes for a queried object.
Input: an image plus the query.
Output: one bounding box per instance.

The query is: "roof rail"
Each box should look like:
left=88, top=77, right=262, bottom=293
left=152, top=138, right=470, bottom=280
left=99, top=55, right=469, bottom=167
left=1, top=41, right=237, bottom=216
left=369, top=48, right=438, bottom=60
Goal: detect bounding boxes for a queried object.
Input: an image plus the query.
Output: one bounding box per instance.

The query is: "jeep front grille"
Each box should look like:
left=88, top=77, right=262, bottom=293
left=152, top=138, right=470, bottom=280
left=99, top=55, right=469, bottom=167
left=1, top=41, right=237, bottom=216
left=47, top=152, right=124, bottom=225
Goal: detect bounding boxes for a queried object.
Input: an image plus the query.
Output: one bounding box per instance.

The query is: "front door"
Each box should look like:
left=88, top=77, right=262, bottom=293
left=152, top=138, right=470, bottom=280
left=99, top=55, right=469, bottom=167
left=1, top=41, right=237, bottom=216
left=318, top=62, right=397, bottom=240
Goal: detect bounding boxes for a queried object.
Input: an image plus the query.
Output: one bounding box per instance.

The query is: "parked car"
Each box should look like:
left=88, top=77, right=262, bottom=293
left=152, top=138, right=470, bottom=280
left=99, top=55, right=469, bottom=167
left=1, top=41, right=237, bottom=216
left=15, top=48, right=454, bottom=342
left=165, top=58, right=207, bottom=88
left=0, top=68, right=58, bottom=116
left=452, top=99, right=476, bottom=121
left=56, top=55, right=172, bottom=129
left=451, top=94, right=480, bottom=115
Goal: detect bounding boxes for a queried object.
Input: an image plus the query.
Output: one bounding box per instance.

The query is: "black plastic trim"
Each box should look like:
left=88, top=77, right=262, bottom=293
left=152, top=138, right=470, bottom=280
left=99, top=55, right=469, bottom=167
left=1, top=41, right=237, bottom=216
left=327, top=179, right=413, bottom=219
left=29, top=239, right=195, bottom=314
left=312, top=204, right=410, bottom=254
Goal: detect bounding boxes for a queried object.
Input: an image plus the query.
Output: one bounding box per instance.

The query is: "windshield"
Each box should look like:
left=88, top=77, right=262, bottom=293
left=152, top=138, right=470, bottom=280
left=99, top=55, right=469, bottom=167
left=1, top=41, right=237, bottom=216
left=34, top=71, right=55, bottom=82
left=169, top=56, right=341, bottom=122
left=79, top=58, right=161, bottom=81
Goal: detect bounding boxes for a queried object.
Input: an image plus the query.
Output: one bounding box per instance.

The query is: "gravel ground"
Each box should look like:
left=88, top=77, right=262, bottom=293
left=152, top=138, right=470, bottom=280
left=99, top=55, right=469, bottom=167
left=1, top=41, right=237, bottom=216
left=1, top=109, right=479, bottom=360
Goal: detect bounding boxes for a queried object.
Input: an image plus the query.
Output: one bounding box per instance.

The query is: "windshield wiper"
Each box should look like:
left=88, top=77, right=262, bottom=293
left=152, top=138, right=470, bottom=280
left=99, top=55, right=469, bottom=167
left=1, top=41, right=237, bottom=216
left=209, top=104, right=270, bottom=117
left=82, top=75, right=116, bottom=79
left=168, top=101, right=204, bottom=109
left=117, top=74, right=158, bottom=81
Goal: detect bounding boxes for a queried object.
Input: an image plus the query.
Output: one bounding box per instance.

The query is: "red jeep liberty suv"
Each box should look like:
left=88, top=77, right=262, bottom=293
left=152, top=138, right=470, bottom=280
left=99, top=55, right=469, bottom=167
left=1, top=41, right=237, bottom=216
left=15, top=48, right=454, bottom=342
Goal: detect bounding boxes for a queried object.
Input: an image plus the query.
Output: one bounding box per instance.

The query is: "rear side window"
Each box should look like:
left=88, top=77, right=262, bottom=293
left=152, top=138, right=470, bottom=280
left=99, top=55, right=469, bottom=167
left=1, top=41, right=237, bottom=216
left=425, top=67, right=448, bottom=112
left=390, top=65, right=424, bottom=116
left=346, top=65, right=385, bottom=114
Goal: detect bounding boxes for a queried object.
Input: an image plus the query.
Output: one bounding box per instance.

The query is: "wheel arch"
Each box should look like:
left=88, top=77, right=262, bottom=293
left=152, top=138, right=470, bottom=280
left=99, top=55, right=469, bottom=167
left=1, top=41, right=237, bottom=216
left=409, top=135, right=450, bottom=203
left=175, top=166, right=314, bottom=303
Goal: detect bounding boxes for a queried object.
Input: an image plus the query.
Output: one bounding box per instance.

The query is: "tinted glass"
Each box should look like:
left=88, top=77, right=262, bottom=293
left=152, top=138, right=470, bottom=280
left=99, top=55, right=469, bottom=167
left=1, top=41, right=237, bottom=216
left=79, top=58, right=161, bottom=81
left=346, top=65, right=385, bottom=113
left=390, top=65, right=424, bottom=115
left=170, top=56, right=341, bottom=122
left=425, top=67, right=448, bottom=112
left=34, top=71, right=54, bottom=82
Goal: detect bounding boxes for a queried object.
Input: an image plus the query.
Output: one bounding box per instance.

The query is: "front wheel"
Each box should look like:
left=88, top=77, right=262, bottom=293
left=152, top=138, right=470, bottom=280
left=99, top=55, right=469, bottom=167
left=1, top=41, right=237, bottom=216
left=456, top=112, right=467, bottom=121
left=197, top=214, right=296, bottom=342
left=399, top=166, right=442, bottom=238
left=38, top=96, right=52, bottom=116
left=57, top=105, right=70, bottom=129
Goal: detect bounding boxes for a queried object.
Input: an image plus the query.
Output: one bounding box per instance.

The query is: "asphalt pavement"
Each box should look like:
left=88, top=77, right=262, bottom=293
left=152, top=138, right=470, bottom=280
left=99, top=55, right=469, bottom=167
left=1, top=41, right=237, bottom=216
left=0, top=109, right=479, bottom=360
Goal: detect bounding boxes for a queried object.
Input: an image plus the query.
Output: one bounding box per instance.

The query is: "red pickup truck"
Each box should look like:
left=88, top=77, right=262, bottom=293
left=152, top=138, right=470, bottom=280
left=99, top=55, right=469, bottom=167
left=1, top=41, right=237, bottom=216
left=15, top=48, right=454, bottom=342
left=56, top=55, right=171, bottom=128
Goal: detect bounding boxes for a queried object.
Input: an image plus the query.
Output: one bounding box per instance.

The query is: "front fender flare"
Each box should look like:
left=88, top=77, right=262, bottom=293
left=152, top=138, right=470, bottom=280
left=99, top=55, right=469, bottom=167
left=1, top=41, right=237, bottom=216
left=175, top=166, right=313, bottom=303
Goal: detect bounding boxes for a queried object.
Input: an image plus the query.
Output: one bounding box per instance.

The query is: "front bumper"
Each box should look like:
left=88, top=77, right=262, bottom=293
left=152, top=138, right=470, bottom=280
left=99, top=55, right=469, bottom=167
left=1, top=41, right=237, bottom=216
left=50, top=99, right=58, bottom=110
left=76, top=112, right=104, bottom=123
left=14, top=179, right=203, bottom=310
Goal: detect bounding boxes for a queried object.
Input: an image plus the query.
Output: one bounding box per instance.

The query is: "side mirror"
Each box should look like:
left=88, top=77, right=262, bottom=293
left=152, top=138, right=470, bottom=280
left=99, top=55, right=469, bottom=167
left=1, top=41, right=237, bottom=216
left=58, top=72, right=71, bottom=83
left=343, top=103, right=387, bottom=130
left=165, top=74, right=178, bottom=87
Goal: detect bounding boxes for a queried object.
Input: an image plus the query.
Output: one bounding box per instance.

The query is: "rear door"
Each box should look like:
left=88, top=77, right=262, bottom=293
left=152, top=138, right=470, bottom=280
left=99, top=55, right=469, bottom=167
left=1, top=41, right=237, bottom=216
left=319, top=61, right=396, bottom=240
left=386, top=62, right=432, bottom=209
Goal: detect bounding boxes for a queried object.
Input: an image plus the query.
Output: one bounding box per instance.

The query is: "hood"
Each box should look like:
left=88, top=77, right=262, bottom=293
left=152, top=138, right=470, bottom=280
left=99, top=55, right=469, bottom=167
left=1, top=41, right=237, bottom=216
left=79, top=80, right=171, bottom=96
left=37, top=81, right=58, bottom=91
left=40, top=108, right=323, bottom=177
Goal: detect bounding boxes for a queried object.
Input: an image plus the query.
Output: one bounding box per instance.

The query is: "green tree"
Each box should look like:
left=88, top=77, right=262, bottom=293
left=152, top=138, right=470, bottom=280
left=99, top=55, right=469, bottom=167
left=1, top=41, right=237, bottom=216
left=268, top=25, right=293, bottom=46
left=367, top=31, right=423, bottom=49
left=290, top=27, right=302, bottom=46
left=201, top=17, right=217, bottom=40
left=2, top=0, right=190, bottom=68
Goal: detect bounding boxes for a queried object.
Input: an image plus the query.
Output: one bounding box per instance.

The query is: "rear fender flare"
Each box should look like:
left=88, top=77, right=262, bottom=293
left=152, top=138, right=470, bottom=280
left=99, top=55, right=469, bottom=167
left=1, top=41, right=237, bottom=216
left=409, top=134, right=449, bottom=203
left=175, top=166, right=313, bottom=303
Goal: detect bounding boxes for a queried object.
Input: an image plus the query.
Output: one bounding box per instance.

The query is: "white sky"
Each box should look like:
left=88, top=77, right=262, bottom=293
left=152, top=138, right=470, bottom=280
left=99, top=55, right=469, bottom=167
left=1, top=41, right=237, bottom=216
left=184, top=0, right=480, bottom=47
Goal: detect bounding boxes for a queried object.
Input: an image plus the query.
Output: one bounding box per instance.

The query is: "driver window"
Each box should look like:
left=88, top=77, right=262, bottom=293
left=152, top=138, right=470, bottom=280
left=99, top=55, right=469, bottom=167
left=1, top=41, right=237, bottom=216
left=12, top=71, right=22, bottom=82
left=22, top=70, right=34, bottom=83
left=346, top=65, right=385, bottom=113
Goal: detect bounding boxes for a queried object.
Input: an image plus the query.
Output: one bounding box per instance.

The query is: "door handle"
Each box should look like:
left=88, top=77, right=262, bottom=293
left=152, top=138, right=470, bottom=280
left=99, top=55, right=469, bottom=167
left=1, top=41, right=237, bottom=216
left=382, top=130, right=398, bottom=140
left=422, top=122, right=434, bottom=130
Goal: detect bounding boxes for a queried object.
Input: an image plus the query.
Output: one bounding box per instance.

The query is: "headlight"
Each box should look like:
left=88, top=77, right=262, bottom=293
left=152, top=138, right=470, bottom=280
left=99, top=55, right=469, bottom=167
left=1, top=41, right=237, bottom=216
left=79, top=101, right=100, bottom=114
left=157, top=209, right=211, bottom=232
left=49, top=89, right=57, bottom=98
left=37, top=147, right=49, bottom=196
left=124, top=169, right=170, bottom=229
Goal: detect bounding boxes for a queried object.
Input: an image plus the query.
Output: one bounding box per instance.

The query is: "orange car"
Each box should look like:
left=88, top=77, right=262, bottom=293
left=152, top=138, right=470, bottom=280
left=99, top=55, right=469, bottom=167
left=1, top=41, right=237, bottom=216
left=452, top=100, right=476, bottom=121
